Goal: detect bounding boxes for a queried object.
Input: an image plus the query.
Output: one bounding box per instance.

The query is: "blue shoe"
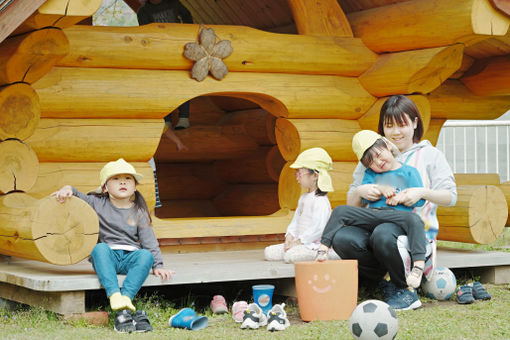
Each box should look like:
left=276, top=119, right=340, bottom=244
left=386, top=287, right=422, bottom=311
left=378, top=279, right=398, bottom=302
left=472, top=282, right=491, bottom=300
left=456, top=285, right=475, bottom=304
left=169, top=308, right=208, bottom=331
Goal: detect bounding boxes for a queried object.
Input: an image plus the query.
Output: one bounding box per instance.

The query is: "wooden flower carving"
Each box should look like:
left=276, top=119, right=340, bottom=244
left=184, top=27, right=233, bottom=82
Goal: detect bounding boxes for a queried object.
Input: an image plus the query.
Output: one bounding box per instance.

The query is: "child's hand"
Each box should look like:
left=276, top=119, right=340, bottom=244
left=395, top=188, right=424, bottom=206
left=377, top=185, right=396, bottom=198
left=176, top=141, right=189, bottom=152
left=51, top=185, right=73, bottom=203
left=357, top=184, right=383, bottom=201
left=154, top=268, right=175, bottom=282
left=386, top=192, right=405, bottom=206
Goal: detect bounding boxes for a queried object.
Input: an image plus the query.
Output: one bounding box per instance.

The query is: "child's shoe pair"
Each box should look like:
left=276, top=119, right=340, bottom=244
left=114, top=310, right=152, bottom=333
left=210, top=295, right=228, bottom=314
left=241, top=303, right=290, bottom=331
left=169, top=308, right=208, bottom=331
left=456, top=282, right=492, bottom=304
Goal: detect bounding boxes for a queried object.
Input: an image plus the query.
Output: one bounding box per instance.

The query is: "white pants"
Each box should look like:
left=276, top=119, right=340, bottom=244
left=264, top=243, right=341, bottom=263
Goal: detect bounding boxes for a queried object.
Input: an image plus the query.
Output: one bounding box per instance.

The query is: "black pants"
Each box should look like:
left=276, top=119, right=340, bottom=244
left=321, top=206, right=427, bottom=288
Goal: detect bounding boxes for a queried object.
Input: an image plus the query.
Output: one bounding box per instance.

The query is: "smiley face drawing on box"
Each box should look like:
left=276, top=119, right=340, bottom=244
left=308, top=273, right=337, bottom=294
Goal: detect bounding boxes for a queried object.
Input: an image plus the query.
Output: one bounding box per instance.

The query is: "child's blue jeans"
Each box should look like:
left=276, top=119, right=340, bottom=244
left=90, top=243, right=154, bottom=300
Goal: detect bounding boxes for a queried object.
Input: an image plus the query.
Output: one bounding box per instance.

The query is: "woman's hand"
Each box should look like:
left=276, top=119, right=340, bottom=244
left=390, top=188, right=424, bottom=206
left=357, top=184, right=383, bottom=201
left=154, top=268, right=175, bottom=282
left=316, top=244, right=329, bottom=262
left=50, top=185, right=73, bottom=203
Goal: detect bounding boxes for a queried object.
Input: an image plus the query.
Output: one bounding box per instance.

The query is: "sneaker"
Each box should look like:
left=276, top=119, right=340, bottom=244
left=175, top=117, right=190, bottom=130
left=471, top=282, right=491, bottom=300
left=114, top=309, right=136, bottom=333
left=386, top=287, right=422, bottom=311
left=232, top=301, right=248, bottom=323
left=210, top=295, right=228, bottom=314
left=378, top=279, right=398, bottom=302
left=266, top=303, right=290, bottom=331
left=456, top=285, right=475, bottom=304
left=406, top=265, right=424, bottom=288
left=132, top=310, right=153, bottom=332
left=240, top=303, right=267, bottom=329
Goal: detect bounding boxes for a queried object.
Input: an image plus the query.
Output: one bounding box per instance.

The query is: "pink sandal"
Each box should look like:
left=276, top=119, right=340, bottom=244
left=232, top=301, right=248, bottom=322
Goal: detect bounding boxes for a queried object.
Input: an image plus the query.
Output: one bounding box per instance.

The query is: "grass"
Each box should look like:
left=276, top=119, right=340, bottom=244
left=2, top=234, right=510, bottom=340
left=1, top=282, right=510, bottom=340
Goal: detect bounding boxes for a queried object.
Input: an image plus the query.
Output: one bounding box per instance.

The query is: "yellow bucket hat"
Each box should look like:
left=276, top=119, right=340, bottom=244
left=352, top=130, right=382, bottom=161
left=97, top=159, right=143, bottom=192
left=289, top=147, right=334, bottom=192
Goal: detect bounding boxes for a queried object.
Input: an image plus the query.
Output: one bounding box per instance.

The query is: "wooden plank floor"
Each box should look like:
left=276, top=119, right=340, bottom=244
left=1, top=247, right=509, bottom=293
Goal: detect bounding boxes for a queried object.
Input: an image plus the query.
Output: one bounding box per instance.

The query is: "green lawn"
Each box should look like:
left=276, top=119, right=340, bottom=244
left=1, top=283, right=509, bottom=340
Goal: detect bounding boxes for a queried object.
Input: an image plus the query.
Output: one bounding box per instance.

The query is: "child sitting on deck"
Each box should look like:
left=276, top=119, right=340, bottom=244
left=52, top=159, right=173, bottom=333
left=317, top=130, right=427, bottom=288
left=264, top=148, right=339, bottom=263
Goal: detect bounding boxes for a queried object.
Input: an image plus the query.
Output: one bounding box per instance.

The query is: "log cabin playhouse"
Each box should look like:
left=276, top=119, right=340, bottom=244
left=1, top=0, right=510, bottom=268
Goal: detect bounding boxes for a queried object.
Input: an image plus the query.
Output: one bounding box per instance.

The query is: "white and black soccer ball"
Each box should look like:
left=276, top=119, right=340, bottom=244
left=421, top=266, right=457, bottom=300
left=349, top=300, right=398, bottom=340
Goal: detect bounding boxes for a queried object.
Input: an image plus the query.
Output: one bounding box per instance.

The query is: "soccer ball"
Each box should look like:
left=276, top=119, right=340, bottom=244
left=421, top=266, right=457, bottom=300
left=349, top=300, right=398, bottom=340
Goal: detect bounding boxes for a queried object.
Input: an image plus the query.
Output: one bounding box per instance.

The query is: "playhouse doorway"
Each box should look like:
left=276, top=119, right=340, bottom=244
left=152, top=95, right=285, bottom=218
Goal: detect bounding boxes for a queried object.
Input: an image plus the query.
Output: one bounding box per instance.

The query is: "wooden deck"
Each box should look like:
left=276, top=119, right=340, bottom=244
left=0, top=247, right=509, bottom=315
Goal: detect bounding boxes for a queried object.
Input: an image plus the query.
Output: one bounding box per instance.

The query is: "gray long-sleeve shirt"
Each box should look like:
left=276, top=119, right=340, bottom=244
left=73, top=187, right=164, bottom=270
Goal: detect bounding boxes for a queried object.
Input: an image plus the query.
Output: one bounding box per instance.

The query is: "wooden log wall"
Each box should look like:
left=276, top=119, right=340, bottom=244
left=0, top=0, right=509, bottom=261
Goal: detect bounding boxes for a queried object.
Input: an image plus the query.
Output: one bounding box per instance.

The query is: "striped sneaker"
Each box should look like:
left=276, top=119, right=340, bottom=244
left=266, top=303, right=290, bottom=331
left=240, top=303, right=267, bottom=329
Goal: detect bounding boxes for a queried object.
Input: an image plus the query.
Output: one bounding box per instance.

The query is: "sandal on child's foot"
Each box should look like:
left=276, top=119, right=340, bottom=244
left=406, top=266, right=424, bottom=288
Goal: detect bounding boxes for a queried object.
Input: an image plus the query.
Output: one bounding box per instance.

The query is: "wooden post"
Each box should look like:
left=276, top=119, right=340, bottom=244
left=156, top=200, right=220, bottom=218
left=25, top=118, right=164, bottom=162
left=29, top=162, right=156, bottom=212
left=34, top=67, right=376, bottom=119
left=359, top=45, right=464, bottom=96
left=437, top=185, right=507, bottom=244
left=13, top=0, right=102, bottom=36
left=59, top=24, right=375, bottom=76
left=0, top=28, right=69, bottom=86
left=0, top=83, right=40, bottom=140
left=461, top=56, right=510, bottom=96
left=286, top=0, right=353, bottom=37
left=422, top=119, right=446, bottom=146
left=213, top=184, right=279, bottom=216
left=0, top=193, right=99, bottom=265
left=428, top=80, right=510, bottom=119
left=0, top=139, right=39, bottom=194
left=347, top=0, right=510, bottom=53
left=358, top=95, right=431, bottom=133
left=221, top=108, right=277, bottom=145
left=213, top=146, right=285, bottom=184
left=154, top=125, right=259, bottom=162
left=156, top=163, right=225, bottom=200
left=275, top=118, right=360, bottom=162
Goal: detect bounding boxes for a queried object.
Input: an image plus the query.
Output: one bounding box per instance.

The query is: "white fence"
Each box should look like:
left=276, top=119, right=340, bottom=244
left=436, top=121, right=510, bottom=182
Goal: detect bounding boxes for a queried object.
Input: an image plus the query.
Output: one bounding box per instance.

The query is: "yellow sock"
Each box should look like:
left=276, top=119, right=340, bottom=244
left=122, top=295, right=136, bottom=312
left=109, top=292, right=126, bottom=311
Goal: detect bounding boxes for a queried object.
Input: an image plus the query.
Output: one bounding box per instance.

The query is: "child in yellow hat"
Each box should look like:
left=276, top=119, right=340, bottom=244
left=52, top=159, right=173, bottom=333
left=317, top=131, right=427, bottom=289
left=264, top=148, right=340, bottom=263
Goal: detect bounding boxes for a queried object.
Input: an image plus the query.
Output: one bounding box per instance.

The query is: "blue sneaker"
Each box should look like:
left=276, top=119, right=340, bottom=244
left=169, top=308, right=208, bottom=331
left=378, top=279, right=398, bottom=302
left=456, top=285, right=475, bottom=304
left=386, top=287, right=422, bottom=311
left=472, top=282, right=491, bottom=300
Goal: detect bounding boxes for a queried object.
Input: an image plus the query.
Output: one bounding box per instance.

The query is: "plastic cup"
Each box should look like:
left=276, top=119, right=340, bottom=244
left=252, top=284, right=275, bottom=314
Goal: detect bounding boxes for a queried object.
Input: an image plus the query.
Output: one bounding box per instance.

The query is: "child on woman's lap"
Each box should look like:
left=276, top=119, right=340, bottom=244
left=318, top=130, right=427, bottom=288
